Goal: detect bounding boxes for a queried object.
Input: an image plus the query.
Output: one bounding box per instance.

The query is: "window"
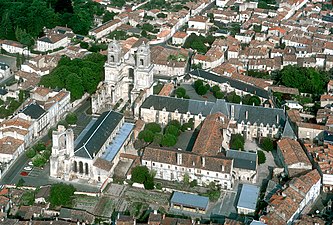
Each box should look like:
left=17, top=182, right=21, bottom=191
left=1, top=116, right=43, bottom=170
left=216, top=173, right=218, bottom=177
left=207, top=172, right=209, bottom=175
left=153, top=163, right=155, bottom=166
left=160, top=164, right=163, bottom=168
left=182, top=168, right=184, bottom=171
left=225, top=174, right=228, bottom=178
left=168, top=165, right=170, bottom=169
left=189, top=169, right=191, bottom=172
left=140, top=59, right=144, bottom=66
left=175, top=166, right=178, bottom=170
left=145, top=162, right=147, bottom=165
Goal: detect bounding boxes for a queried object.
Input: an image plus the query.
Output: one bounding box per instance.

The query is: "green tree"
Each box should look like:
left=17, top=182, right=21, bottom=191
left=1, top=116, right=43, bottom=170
left=49, top=183, right=76, bottom=207
left=21, top=191, right=35, bottom=206
left=260, top=137, right=274, bottom=152
left=175, top=87, right=186, bottom=98
left=197, top=85, right=208, bottom=95
left=194, top=80, right=204, bottom=90
left=17, top=178, right=25, bottom=187
left=131, top=166, right=150, bottom=184
left=138, top=130, right=154, bottom=143
left=32, top=154, right=47, bottom=167
left=157, top=13, right=167, bottom=18
left=142, top=23, right=154, bottom=32
left=102, top=11, right=117, bottom=23
left=225, top=92, right=241, bottom=104
left=214, top=91, right=224, bottom=99
left=165, top=125, right=179, bottom=137
left=65, top=112, right=78, bottom=125
left=153, top=133, right=163, bottom=145
left=26, top=148, right=36, bottom=159
left=145, top=122, right=162, bottom=133
left=258, top=150, right=266, bottom=164
left=80, top=41, right=89, bottom=49
left=161, top=134, right=177, bottom=147
left=211, top=85, right=220, bottom=93
left=168, top=120, right=181, bottom=130
left=230, top=134, right=245, bottom=150
left=144, top=175, right=154, bottom=190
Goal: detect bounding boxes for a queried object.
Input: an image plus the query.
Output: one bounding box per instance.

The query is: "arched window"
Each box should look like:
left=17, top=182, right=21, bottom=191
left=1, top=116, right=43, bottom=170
left=140, top=59, right=144, bottom=66
left=79, top=161, right=83, bottom=174
left=110, top=55, right=115, bottom=62
left=85, top=163, right=89, bottom=175
left=73, top=161, right=77, bottom=173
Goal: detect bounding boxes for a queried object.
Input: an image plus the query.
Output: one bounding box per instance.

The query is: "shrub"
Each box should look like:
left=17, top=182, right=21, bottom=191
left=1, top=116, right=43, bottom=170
left=258, top=150, right=266, bottom=164
left=65, top=112, right=78, bottom=125
left=197, top=85, right=208, bottom=95
left=230, top=134, right=245, bottom=150
left=260, top=137, right=274, bottom=152
left=165, top=125, right=179, bottom=136
left=175, top=87, right=186, bottom=98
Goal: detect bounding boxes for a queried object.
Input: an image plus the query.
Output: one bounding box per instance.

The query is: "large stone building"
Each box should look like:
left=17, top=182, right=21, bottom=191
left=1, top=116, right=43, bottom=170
left=92, top=39, right=154, bottom=114
left=140, top=96, right=286, bottom=140
left=50, top=111, right=134, bottom=186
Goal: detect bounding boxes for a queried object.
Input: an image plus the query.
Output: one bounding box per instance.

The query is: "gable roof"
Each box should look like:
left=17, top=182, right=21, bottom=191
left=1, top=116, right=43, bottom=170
left=190, top=69, right=269, bottom=99
left=21, top=102, right=46, bottom=119
left=171, top=191, right=209, bottom=210
left=74, top=111, right=123, bottom=159
left=226, top=150, right=257, bottom=170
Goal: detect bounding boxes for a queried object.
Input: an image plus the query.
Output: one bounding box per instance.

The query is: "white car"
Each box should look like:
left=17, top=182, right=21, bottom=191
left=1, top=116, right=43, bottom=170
left=24, top=166, right=32, bottom=171
left=28, top=161, right=33, bottom=166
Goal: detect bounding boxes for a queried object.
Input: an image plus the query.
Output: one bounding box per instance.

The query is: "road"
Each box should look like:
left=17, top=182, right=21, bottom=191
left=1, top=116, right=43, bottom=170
left=0, top=98, right=93, bottom=188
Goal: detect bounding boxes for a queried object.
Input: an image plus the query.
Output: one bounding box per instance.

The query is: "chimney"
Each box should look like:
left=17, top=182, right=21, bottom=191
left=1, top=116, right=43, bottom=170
left=276, top=114, right=279, bottom=124
left=177, top=153, right=182, bottom=165
left=245, top=111, right=248, bottom=120
left=153, top=210, right=157, bottom=215
left=221, top=165, right=225, bottom=171
left=231, top=105, right=235, bottom=118
left=201, top=156, right=205, bottom=167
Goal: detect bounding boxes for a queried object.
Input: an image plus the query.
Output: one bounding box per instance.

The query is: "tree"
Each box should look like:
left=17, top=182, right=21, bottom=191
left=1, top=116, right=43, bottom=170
left=32, top=154, right=47, bottom=167
left=144, top=175, right=154, bottom=190
left=80, top=41, right=89, bottom=49
left=197, top=85, right=208, bottom=95
left=194, top=80, right=204, bottom=90
left=161, top=134, right=177, bottom=147
left=225, top=92, right=241, bottom=104
left=49, top=183, right=76, bottom=207
left=26, top=148, right=36, bottom=159
left=142, top=23, right=154, bottom=32
left=190, top=179, right=198, bottom=187
left=157, top=13, right=167, bottom=18
left=153, top=133, right=163, bottom=145
left=131, top=166, right=150, bottom=184
left=211, top=85, right=220, bottom=93
left=165, top=125, right=179, bottom=137
left=65, top=112, right=78, bottom=125
left=145, top=122, right=162, bottom=133
left=258, top=150, right=266, bottom=164
left=261, top=137, right=274, bottom=152
left=230, top=134, right=245, bottom=150
left=17, top=178, right=25, bottom=187
left=138, top=130, right=154, bottom=143
left=168, top=120, right=181, bottom=130
left=175, top=87, right=186, bottom=98
left=214, top=91, right=224, bottom=99
left=102, top=11, right=117, bottom=23
left=54, top=0, right=74, bottom=14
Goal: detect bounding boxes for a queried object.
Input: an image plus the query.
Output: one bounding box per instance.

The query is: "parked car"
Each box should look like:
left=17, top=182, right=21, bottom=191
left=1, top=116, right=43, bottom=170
left=23, top=166, right=32, bottom=171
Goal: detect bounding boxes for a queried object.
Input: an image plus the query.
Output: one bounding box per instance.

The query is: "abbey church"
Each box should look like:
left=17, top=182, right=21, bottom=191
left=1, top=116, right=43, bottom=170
left=91, top=38, right=154, bottom=114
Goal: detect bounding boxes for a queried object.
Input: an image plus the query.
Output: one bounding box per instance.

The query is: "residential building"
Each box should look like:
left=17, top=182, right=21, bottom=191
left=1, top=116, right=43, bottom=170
left=262, top=169, right=321, bottom=225
left=36, top=33, right=69, bottom=52
left=0, top=62, right=10, bottom=80
left=172, top=32, right=189, bottom=45
left=88, top=19, right=122, bottom=40
left=277, top=137, right=312, bottom=177
left=0, top=40, right=29, bottom=55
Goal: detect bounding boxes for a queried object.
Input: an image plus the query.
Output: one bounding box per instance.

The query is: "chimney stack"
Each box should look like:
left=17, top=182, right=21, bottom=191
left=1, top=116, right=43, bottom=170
left=201, top=156, right=205, bottom=167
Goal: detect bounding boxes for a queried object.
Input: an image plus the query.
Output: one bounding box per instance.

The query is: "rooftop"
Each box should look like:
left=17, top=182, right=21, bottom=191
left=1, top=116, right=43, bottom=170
left=74, top=111, right=123, bottom=159
left=237, top=184, right=260, bottom=211
left=171, top=191, right=209, bottom=210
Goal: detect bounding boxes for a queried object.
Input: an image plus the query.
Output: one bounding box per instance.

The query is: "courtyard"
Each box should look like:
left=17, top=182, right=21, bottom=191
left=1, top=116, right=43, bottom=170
left=179, top=83, right=216, bottom=102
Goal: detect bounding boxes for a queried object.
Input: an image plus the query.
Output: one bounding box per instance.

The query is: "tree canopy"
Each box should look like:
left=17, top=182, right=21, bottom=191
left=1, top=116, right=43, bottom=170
left=39, top=53, right=106, bottom=101
left=131, top=166, right=155, bottom=190
left=0, top=0, right=107, bottom=43
left=230, top=134, right=245, bottom=150
left=277, top=65, right=329, bottom=95
left=49, top=183, right=76, bottom=207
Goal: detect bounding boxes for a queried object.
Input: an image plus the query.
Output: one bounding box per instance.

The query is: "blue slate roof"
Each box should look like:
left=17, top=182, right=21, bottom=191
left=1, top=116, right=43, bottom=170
left=237, top=184, right=260, bottom=211
left=171, top=191, right=209, bottom=210
left=282, top=120, right=297, bottom=139
left=74, top=111, right=123, bottom=159
left=101, top=122, right=134, bottom=161
left=226, top=150, right=257, bottom=170
left=324, top=131, right=333, bottom=144
left=190, top=69, right=270, bottom=99
left=21, top=102, right=46, bottom=119
left=141, top=96, right=286, bottom=127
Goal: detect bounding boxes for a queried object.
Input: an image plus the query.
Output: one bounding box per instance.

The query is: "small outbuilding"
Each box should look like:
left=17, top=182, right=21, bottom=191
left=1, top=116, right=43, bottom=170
left=170, top=191, right=209, bottom=214
left=237, top=184, right=260, bottom=215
